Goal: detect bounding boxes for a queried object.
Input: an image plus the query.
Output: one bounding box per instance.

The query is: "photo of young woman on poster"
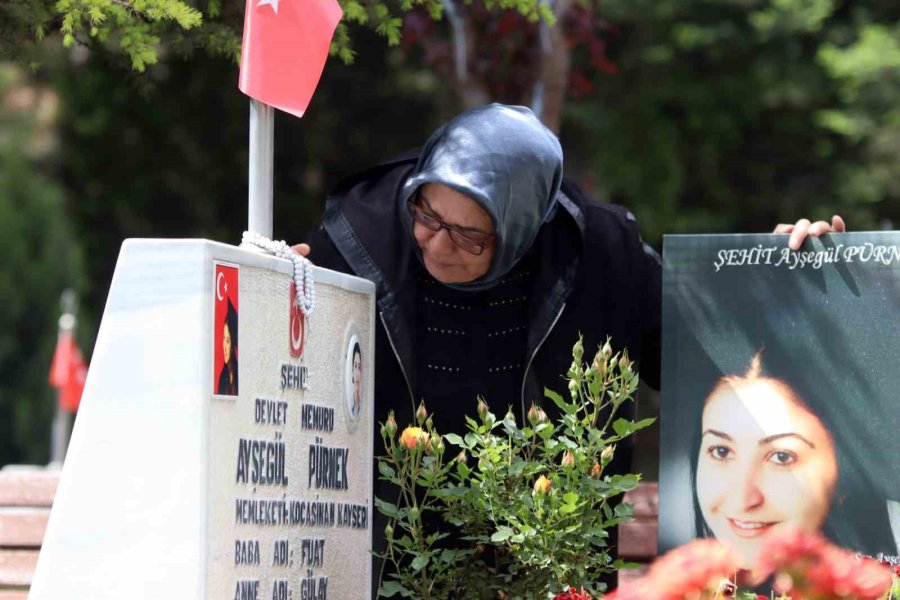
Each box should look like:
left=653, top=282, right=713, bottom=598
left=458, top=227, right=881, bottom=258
left=690, top=351, right=899, bottom=571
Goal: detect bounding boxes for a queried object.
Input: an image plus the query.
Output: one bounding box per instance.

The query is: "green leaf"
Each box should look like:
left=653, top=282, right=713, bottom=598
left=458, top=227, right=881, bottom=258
left=632, top=417, right=656, bottom=432
left=373, top=497, right=400, bottom=518
left=545, top=387, right=575, bottom=414
left=378, top=461, right=396, bottom=480
left=614, top=502, right=634, bottom=519
left=612, top=418, right=633, bottom=437
left=444, top=433, right=466, bottom=448
left=410, top=554, right=430, bottom=571
left=491, top=526, right=515, bottom=542
left=378, top=580, right=409, bottom=597
left=344, top=0, right=368, bottom=23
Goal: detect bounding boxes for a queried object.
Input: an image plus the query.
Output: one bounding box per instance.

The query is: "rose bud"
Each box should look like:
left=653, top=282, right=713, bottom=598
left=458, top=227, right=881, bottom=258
left=533, top=474, right=552, bottom=495
left=561, top=451, right=575, bottom=468
left=536, top=408, right=549, bottom=424
left=430, top=433, right=444, bottom=454
left=601, top=445, right=615, bottom=463
left=477, top=398, right=489, bottom=422
left=504, top=407, right=516, bottom=424
left=590, top=461, right=602, bottom=478
left=384, top=412, right=397, bottom=438
left=416, top=402, right=428, bottom=426
left=527, top=404, right=540, bottom=426
left=572, top=337, right=584, bottom=361
left=593, top=357, right=607, bottom=379
left=385, top=523, right=394, bottom=539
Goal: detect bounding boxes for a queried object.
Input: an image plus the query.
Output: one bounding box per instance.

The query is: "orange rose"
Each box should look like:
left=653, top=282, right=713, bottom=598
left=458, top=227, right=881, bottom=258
left=400, top=426, right=426, bottom=450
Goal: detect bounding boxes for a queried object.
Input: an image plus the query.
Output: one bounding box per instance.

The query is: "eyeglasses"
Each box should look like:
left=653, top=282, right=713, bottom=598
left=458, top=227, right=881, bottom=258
left=407, top=200, right=494, bottom=256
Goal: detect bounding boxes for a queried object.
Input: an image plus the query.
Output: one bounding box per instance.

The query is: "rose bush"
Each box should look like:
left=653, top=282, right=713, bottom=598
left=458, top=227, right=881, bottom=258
left=375, top=336, right=653, bottom=599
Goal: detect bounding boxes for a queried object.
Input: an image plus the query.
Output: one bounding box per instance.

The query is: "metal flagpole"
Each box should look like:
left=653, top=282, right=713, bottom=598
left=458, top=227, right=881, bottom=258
left=244, top=99, right=275, bottom=242
left=50, top=289, right=78, bottom=465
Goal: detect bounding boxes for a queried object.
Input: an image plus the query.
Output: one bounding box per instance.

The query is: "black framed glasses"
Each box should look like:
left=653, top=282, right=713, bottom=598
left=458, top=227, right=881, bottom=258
left=407, top=200, right=494, bottom=256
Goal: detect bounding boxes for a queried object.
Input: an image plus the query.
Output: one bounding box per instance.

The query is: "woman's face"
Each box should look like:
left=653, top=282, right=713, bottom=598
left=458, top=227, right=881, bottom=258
left=696, top=379, right=838, bottom=569
left=352, top=351, right=362, bottom=399
left=222, top=323, right=232, bottom=365
left=412, top=183, right=495, bottom=283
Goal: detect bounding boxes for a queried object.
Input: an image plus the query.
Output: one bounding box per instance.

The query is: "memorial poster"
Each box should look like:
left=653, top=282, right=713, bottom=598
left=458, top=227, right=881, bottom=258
left=660, top=233, right=900, bottom=576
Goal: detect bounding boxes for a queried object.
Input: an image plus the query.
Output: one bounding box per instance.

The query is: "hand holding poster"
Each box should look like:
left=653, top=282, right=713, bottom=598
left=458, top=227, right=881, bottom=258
left=660, top=233, right=900, bottom=582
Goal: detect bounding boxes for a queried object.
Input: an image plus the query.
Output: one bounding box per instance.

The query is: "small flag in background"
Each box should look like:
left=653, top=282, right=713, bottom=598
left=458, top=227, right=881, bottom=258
left=238, top=0, right=343, bottom=118
left=49, top=330, right=87, bottom=412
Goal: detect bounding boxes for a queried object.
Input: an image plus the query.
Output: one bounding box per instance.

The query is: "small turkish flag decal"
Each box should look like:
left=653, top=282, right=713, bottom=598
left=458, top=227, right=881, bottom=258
left=289, top=282, right=306, bottom=358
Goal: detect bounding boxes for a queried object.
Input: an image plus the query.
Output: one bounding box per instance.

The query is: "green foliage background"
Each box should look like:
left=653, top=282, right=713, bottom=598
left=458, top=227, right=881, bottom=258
left=0, top=0, right=898, bottom=463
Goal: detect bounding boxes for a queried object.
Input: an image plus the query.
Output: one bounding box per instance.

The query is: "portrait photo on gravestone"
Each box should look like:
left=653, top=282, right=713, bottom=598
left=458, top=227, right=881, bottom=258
left=215, top=262, right=240, bottom=398
left=344, top=333, right=363, bottom=429
left=660, top=232, right=900, bottom=589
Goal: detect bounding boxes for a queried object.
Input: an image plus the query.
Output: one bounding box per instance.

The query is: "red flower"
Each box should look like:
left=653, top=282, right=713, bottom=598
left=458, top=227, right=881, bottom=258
left=606, top=539, right=737, bottom=600
left=757, top=529, right=893, bottom=600
left=553, top=586, right=592, bottom=600
left=882, top=561, right=900, bottom=578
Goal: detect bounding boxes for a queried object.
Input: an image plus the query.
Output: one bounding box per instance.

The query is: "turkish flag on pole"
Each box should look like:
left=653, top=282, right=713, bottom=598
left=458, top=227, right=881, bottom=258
left=49, top=330, right=88, bottom=412
left=238, top=0, right=343, bottom=118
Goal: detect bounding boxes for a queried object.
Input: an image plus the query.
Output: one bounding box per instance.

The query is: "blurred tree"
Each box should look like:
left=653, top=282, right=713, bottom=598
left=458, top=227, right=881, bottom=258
left=559, top=0, right=900, bottom=243
left=399, top=1, right=618, bottom=130
left=0, top=0, right=551, bottom=73
left=0, top=65, right=85, bottom=464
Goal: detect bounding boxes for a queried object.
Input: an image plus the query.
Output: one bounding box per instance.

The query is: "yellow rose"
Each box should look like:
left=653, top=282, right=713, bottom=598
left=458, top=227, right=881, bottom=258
left=533, top=474, right=552, bottom=495
left=400, top=426, right=426, bottom=450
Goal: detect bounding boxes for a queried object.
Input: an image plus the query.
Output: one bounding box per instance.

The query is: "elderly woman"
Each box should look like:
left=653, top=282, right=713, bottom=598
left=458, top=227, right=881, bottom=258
left=305, top=104, right=662, bottom=436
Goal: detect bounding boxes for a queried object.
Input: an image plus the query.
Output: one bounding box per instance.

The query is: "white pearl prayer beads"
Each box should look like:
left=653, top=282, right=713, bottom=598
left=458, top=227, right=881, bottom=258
left=241, top=231, right=316, bottom=317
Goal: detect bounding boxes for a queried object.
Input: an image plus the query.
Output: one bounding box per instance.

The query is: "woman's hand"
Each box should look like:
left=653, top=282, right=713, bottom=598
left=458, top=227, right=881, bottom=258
left=774, top=216, right=846, bottom=250
left=291, top=243, right=311, bottom=257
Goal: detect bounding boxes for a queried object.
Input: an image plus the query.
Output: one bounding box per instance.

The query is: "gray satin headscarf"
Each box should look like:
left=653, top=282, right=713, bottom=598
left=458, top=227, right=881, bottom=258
left=400, top=103, right=564, bottom=291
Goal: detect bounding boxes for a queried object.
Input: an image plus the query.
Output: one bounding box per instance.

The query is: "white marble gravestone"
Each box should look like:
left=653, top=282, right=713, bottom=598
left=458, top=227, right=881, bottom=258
left=29, top=240, right=375, bottom=600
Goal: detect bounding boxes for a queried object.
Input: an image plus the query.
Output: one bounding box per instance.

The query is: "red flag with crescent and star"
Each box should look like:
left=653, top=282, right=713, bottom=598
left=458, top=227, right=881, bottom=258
left=238, top=0, right=343, bottom=118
